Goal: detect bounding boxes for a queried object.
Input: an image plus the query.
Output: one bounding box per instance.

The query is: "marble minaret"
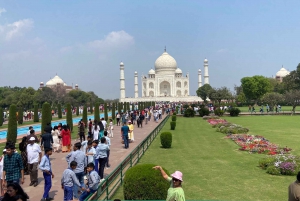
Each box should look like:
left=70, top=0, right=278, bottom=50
left=120, top=62, right=125, bottom=100
left=134, top=71, right=138, bottom=98
left=204, top=58, right=209, bottom=84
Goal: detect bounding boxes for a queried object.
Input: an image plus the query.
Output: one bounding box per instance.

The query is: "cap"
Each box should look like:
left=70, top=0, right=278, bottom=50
left=29, top=137, right=36, bottom=141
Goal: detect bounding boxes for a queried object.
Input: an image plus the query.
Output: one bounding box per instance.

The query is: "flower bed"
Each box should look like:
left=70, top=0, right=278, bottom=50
left=207, top=118, right=227, bottom=125
left=207, top=118, right=249, bottom=134
left=259, top=154, right=300, bottom=175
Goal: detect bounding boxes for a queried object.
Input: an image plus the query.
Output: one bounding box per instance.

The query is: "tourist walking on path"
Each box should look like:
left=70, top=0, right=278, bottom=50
left=1, top=183, right=29, bottom=201
left=108, top=119, right=114, bottom=138
left=128, top=121, right=134, bottom=142
left=121, top=122, right=130, bottom=149
left=41, top=128, right=53, bottom=151
left=98, top=120, right=105, bottom=139
left=2, top=143, right=24, bottom=185
left=27, top=137, right=42, bottom=187
left=39, top=148, right=54, bottom=201
left=19, top=137, right=29, bottom=175
left=92, top=120, right=100, bottom=141
left=79, top=163, right=100, bottom=201
left=61, top=161, right=83, bottom=201
left=61, top=125, right=71, bottom=153
left=79, top=120, right=86, bottom=143
left=52, top=126, right=61, bottom=152
left=139, top=112, right=145, bottom=128
left=27, top=129, right=39, bottom=143
left=104, top=131, right=111, bottom=168
left=95, top=137, right=109, bottom=181
left=65, top=142, right=86, bottom=199
left=116, top=113, right=120, bottom=126
left=88, top=119, right=93, bottom=139
left=153, top=166, right=185, bottom=201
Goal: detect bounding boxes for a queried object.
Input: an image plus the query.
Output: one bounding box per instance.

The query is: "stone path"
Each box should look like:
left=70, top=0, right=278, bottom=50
left=21, top=116, right=166, bottom=201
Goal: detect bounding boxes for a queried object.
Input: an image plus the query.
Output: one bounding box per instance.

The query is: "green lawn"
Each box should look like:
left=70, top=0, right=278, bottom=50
left=237, top=105, right=296, bottom=113
left=112, top=115, right=300, bottom=201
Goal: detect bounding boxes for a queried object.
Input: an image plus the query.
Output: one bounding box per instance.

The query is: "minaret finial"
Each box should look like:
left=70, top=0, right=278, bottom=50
left=164, top=46, right=166, bottom=52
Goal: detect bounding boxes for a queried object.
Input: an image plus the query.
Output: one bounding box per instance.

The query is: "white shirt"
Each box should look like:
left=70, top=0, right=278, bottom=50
left=27, top=130, right=31, bottom=136
left=102, top=120, right=107, bottom=129
left=27, top=143, right=41, bottom=164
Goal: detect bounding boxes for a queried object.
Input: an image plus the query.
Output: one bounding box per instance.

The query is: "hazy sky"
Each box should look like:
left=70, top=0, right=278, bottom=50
left=1, top=1, right=300, bottom=99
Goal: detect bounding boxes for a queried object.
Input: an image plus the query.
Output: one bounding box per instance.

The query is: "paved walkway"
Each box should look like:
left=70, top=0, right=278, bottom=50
left=21, top=115, right=166, bottom=201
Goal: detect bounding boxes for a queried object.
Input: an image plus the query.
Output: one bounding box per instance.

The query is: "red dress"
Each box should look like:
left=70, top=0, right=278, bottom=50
left=61, top=129, right=71, bottom=146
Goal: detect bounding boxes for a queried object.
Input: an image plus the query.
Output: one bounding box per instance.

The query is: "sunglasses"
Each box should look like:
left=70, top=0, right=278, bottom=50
left=172, top=178, right=180, bottom=182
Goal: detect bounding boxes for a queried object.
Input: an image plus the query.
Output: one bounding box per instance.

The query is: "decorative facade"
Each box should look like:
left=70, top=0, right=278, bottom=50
left=275, top=66, right=290, bottom=82
left=39, top=75, right=78, bottom=92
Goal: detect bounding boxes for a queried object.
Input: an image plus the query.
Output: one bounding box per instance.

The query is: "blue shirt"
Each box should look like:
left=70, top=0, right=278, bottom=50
left=66, top=150, right=87, bottom=173
left=87, top=170, right=100, bottom=190
left=39, top=155, right=51, bottom=172
left=61, top=168, right=81, bottom=187
left=105, top=136, right=111, bottom=148
left=95, top=143, right=109, bottom=159
left=121, top=125, right=129, bottom=136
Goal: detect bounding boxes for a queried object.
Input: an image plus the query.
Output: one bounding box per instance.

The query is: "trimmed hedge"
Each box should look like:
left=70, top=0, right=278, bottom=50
left=160, top=132, right=172, bottom=148
left=90, top=102, right=93, bottom=114
left=123, top=164, right=169, bottom=200
left=33, top=104, right=39, bottom=122
left=76, top=106, right=79, bottom=116
left=104, top=103, right=108, bottom=121
left=0, top=108, right=3, bottom=126
left=7, top=104, right=17, bottom=143
left=199, top=107, right=209, bottom=117
left=228, top=107, right=241, bottom=117
left=18, top=107, right=23, bottom=125
left=82, top=105, right=87, bottom=127
left=94, top=103, right=100, bottom=122
left=41, top=102, right=52, bottom=134
left=66, top=103, right=73, bottom=131
left=171, top=115, right=177, bottom=121
left=112, top=102, right=116, bottom=120
left=214, top=108, right=224, bottom=116
left=170, top=121, right=176, bottom=130
left=184, top=108, right=195, bottom=117
left=57, top=104, right=62, bottom=119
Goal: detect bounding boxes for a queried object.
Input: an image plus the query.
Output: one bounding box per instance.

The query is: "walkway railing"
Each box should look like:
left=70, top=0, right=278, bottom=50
left=86, top=115, right=170, bottom=201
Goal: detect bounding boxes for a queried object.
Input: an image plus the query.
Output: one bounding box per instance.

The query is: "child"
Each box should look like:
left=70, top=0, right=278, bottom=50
left=104, top=131, right=111, bottom=168
left=39, top=148, right=54, bottom=201
left=92, top=140, right=99, bottom=172
left=108, top=119, right=114, bottom=138
left=81, top=136, right=92, bottom=153
left=79, top=163, right=100, bottom=201
left=61, top=161, right=84, bottom=201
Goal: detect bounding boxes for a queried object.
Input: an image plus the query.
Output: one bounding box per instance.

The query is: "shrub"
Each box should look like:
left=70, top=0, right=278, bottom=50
left=173, top=112, right=177, bottom=115
left=33, top=104, right=39, bottom=122
left=171, top=115, right=177, bottom=121
left=160, top=132, right=172, bottom=148
left=124, top=164, right=169, bottom=200
left=57, top=104, right=62, bottom=118
left=266, top=165, right=281, bottom=175
left=202, top=115, right=220, bottom=120
left=76, top=106, right=79, bottom=116
left=184, top=108, right=195, bottom=117
left=82, top=105, right=87, bottom=127
left=66, top=103, right=73, bottom=131
left=228, top=107, right=241, bottom=117
left=94, top=103, right=100, bottom=122
left=41, top=102, right=52, bottom=134
left=199, top=107, right=209, bottom=117
left=170, top=121, right=176, bottom=130
left=259, top=157, right=276, bottom=170
left=214, top=108, right=224, bottom=116
left=7, top=104, right=17, bottom=143
left=90, top=102, right=93, bottom=114
left=18, top=107, right=23, bottom=125
left=104, top=103, right=108, bottom=121
left=112, top=102, right=116, bottom=120
left=0, top=108, right=3, bottom=126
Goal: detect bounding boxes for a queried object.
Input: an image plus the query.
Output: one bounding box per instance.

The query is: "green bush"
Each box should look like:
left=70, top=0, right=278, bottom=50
left=112, top=102, right=116, bottom=120
left=104, top=103, right=108, bottom=121
left=160, top=132, right=172, bottom=148
left=124, top=164, right=169, bottom=200
left=94, top=103, right=100, bottom=122
left=214, top=108, right=224, bottom=116
left=18, top=107, right=23, bottom=125
left=33, top=104, right=39, bottom=122
left=82, top=105, right=87, bottom=127
left=57, top=104, right=62, bottom=118
left=228, top=107, right=241, bottom=117
left=76, top=106, right=79, bottom=116
left=184, top=108, right=196, bottom=117
left=199, top=107, right=209, bottom=117
left=66, top=103, right=73, bottom=131
left=7, top=104, right=17, bottom=143
left=170, top=121, right=176, bottom=130
left=258, top=157, right=276, bottom=170
left=266, top=165, right=281, bottom=175
left=173, top=112, right=177, bottom=115
left=41, top=102, right=52, bottom=134
left=171, top=115, right=177, bottom=121
left=0, top=108, right=3, bottom=126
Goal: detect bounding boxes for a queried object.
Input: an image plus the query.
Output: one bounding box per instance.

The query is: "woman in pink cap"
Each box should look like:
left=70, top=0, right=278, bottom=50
left=153, top=166, right=185, bottom=201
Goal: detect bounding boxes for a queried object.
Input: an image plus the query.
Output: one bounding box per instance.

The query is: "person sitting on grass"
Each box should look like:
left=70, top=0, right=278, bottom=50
left=153, top=166, right=185, bottom=201
left=79, top=163, right=100, bottom=201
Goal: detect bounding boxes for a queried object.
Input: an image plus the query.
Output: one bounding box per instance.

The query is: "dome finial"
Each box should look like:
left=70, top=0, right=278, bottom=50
left=164, top=46, right=166, bottom=52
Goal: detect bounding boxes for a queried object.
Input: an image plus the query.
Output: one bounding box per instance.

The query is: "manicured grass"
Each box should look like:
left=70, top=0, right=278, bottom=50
left=112, top=116, right=300, bottom=201
left=237, top=105, right=295, bottom=113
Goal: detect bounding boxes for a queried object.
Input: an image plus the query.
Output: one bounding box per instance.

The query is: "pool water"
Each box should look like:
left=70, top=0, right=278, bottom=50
left=0, top=113, right=111, bottom=139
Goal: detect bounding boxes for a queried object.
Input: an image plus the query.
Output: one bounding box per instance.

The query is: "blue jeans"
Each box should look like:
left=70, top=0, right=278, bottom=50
left=73, top=172, right=84, bottom=199
left=64, top=186, right=73, bottom=201
left=123, top=135, right=129, bottom=148
left=94, top=158, right=99, bottom=173
left=43, top=171, right=52, bottom=199
left=79, top=189, right=96, bottom=201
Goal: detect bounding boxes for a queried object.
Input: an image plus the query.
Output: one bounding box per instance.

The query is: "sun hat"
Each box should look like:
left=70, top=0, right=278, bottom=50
left=3, top=149, right=6, bottom=152
left=171, top=171, right=183, bottom=181
left=29, top=137, right=36, bottom=141
left=128, top=121, right=132, bottom=123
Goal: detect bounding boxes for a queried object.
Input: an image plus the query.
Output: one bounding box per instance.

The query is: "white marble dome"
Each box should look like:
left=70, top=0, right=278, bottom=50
left=154, top=51, right=177, bottom=73
left=148, top=69, right=155, bottom=74
left=46, top=75, right=65, bottom=86
left=175, top=68, right=182, bottom=74
left=276, top=67, right=290, bottom=77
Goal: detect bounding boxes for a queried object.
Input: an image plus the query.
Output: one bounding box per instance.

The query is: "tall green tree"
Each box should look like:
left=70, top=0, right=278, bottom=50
left=90, top=102, right=93, bottom=114
left=282, top=63, right=300, bottom=91
left=123, top=102, right=127, bottom=112
left=82, top=105, right=87, bottom=127
left=241, top=75, right=272, bottom=103
left=209, top=87, right=232, bottom=106
left=104, top=103, right=108, bottom=121
left=127, top=102, right=130, bottom=111
left=76, top=106, right=79, bottom=116
left=57, top=103, right=62, bottom=118
left=112, top=102, right=116, bottom=120
left=196, top=84, right=213, bottom=102
left=66, top=103, right=73, bottom=131
left=33, top=104, right=39, bottom=122
left=118, top=102, right=121, bottom=114
left=18, top=107, right=23, bottom=125
left=261, top=92, right=284, bottom=110
left=41, top=102, right=52, bottom=135
left=284, top=90, right=300, bottom=114
left=0, top=108, right=3, bottom=126
left=7, top=104, right=17, bottom=143
left=94, top=103, right=100, bottom=122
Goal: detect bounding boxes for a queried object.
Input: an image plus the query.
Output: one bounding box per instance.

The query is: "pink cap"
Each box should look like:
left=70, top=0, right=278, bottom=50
left=171, top=171, right=183, bottom=181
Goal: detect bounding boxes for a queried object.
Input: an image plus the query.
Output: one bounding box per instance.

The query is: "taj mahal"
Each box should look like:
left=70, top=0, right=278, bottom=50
left=119, top=49, right=208, bottom=102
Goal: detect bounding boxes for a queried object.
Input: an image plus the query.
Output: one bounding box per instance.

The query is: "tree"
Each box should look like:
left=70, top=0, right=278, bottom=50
left=196, top=84, right=213, bottom=102
left=33, top=104, right=39, bottom=122
left=104, top=103, right=108, bottom=121
left=261, top=92, right=284, bottom=110
left=118, top=102, right=121, bottom=114
left=0, top=108, right=3, bottom=126
left=241, top=75, right=272, bottom=103
left=112, top=102, right=116, bottom=120
left=82, top=105, right=87, bottom=127
left=7, top=104, right=17, bottom=143
left=210, top=87, right=232, bottom=106
left=57, top=103, right=62, bottom=118
left=94, top=103, right=100, bottom=122
left=124, top=102, right=127, bottom=112
left=18, top=107, right=23, bottom=125
left=66, top=103, right=73, bottom=131
left=41, top=102, right=52, bottom=134
left=90, top=102, right=93, bottom=114
left=284, top=90, right=300, bottom=114
left=76, top=106, right=79, bottom=116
